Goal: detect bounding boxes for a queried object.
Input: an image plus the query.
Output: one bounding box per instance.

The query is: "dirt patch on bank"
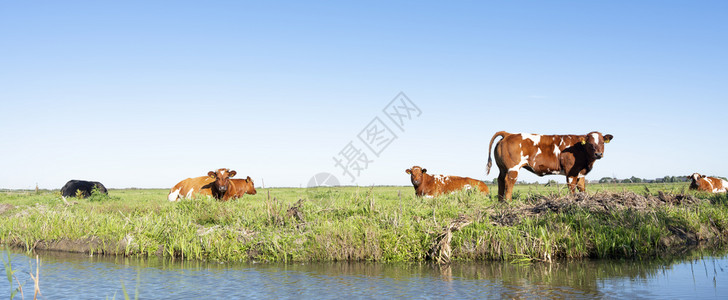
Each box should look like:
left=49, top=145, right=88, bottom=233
left=526, top=191, right=702, bottom=215
left=485, top=191, right=709, bottom=227
left=15, top=235, right=135, bottom=256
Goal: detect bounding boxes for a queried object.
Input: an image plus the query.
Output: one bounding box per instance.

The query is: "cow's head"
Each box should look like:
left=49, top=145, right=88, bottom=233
left=244, top=176, right=257, bottom=195
left=580, top=132, right=613, bottom=160
left=688, top=173, right=705, bottom=182
left=406, top=166, right=427, bottom=187
left=208, top=168, right=236, bottom=194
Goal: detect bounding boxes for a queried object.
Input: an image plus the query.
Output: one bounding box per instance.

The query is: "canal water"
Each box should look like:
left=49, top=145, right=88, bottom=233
left=1, top=249, right=726, bottom=299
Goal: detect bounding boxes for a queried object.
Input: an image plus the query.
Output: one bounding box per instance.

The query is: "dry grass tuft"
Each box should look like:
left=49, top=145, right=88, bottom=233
left=428, top=214, right=472, bottom=264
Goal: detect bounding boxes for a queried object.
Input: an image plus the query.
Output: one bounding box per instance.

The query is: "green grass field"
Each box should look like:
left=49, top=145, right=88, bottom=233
left=1, top=183, right=726, bottom=263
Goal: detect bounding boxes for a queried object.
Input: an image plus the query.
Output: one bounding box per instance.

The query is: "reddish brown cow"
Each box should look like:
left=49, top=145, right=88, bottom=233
left=230, top=176, right=257, bottom=198
left=688, top=173, right=728, bottom=193
left=168, top=168, right=237, bottom=201
left=406, top=166, right=489, bottom=197
left=486, top=131, right=613, bottom=201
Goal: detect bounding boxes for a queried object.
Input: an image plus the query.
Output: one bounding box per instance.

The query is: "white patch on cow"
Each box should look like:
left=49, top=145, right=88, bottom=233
left=509, top=151, right=529, bottom=172
left=720, top=180, right=728, bottom=192
left=521, top=133, right=541, bottom=145
left=424, top=195, right=434, bottom=199
left=708, top=179, right=723, bottom=193
left=591, top=133, right=599, bottom=143
left=434, top=175, right=449, bottom=185
left=509, top=161, right=528, bottom=172
left=168, top=188, right=181, bottom=202
left=186, top=188, right=194, bottom=199
left=551, top=170, right=562, bottom=175
left=463, top=184, right=472, bottom=190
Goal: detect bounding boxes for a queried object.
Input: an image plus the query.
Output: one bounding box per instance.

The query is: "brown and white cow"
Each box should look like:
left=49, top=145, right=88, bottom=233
left=406, top=166, right=489, bottom=197
left=486, top=131, right=613, bottom=201
left=168, top=168, right=237, bottom=201
left=230, top=176, right=257, bottom=198
left=168, top=176, right=212, bottom=201
left=688, top=173, right=728, bottom=193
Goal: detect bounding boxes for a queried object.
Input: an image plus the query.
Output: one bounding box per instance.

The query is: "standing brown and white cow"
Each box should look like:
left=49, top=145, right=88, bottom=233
left=486, top=131, right=613, bottom=201
left=688, top=173, right=728, bottom=193
left=406, top=165, right=489, bottom=197
left=168, top=168, right=238, bottom=201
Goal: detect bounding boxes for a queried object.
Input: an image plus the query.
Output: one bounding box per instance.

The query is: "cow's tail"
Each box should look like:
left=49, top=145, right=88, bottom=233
left=486, top=131, right=509, bottom=175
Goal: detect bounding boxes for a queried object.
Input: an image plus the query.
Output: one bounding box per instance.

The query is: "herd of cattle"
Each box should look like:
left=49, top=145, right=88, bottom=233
left=58, top=131, right=728, bottom=200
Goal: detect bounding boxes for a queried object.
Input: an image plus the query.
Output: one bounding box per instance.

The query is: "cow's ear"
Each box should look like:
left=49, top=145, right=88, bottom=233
left=208, top=171, right=216, bottom=178
left=604, top=134, right=613, bottom=143
left=702, top=175, right=707, bottom=178
left=246, top=176, right=252, bottom=182
left=229, top=170, right=237, bottom=177
left=422, top=168, right=427, bottom=173
left=405, top=169, right=411, bottom=174
left=580, top=137, right=586, bottom=145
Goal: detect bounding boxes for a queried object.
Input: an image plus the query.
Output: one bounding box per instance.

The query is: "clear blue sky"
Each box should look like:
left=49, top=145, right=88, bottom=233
left=1, top=1, right=727, bottom=189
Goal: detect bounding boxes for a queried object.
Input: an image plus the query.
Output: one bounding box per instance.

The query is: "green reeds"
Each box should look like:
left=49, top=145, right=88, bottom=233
left=1, top=184, right=727, bottom=263
left=3, top=247, right=41, bottom=299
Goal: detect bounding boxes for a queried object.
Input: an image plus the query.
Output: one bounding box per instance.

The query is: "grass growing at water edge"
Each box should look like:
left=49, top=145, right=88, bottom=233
left=0, top=184, right=726, bottom=263
left=3, top=247, right=42, bottom=300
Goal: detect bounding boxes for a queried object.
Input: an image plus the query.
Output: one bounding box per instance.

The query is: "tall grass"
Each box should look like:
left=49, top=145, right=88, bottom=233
left=1, top=183, right=727, bottom=263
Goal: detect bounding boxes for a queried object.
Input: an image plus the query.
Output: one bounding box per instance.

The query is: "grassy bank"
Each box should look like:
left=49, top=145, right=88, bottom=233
left=1, top=183, right=727, bottom=263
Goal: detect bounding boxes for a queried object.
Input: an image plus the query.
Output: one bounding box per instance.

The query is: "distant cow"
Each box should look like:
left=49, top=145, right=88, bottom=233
left=61, top=180, right=108, bottom=198
left=230, top=177, right=257, bottom=198
left=167, top=168, right=237, bottom=201
left=688, top=173, right=728, bottom=193
left=487, top=131, right=613, bottom=201
left=406, top=166, right=489, bottom=197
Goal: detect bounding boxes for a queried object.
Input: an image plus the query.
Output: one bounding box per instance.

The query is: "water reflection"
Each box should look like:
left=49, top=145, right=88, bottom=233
left=1, top=249, right=726, bottom=299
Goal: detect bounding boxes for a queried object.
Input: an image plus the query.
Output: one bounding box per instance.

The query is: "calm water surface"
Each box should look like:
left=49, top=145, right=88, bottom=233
left=1, top=249, right=726, bottom=299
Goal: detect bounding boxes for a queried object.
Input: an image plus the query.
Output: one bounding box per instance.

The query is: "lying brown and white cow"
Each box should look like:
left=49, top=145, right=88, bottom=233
left=688, top=173, right=728, bottom=193
left=168, top=168, right=241, bottom=201
left=406, top=166, right=489, bottom=197
left=486, top=131, right=613, bottom=201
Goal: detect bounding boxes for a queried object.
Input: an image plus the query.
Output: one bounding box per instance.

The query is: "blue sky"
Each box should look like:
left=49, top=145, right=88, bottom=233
left=1, top=1, right=727, bottom=189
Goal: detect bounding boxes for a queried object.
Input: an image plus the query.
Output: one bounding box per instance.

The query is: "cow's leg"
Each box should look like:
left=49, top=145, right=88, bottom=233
left=576, top=177, right=586, bottom=192
left=503, top=170, right=519, bottom=201
left=566, top=176, right=578, bottom=193
left=497, top=171, right=507, bottom=201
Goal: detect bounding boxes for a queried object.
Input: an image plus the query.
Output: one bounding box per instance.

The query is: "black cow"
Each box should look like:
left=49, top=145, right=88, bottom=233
left=60, top=180, right=108, bottom=197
